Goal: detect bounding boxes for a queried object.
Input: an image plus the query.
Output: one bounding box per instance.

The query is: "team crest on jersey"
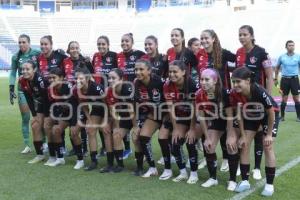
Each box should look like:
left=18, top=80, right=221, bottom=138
left=130, top=55, right=136, bottom=61
left=152, top=88, right=161, bottom=102
left=51, top=59, right=57, bottom=64
left=250, top=56, right=257, bottom=64
left=31, top=56, right=37, bottom=61
left=106, top=57, right=111, bottom=63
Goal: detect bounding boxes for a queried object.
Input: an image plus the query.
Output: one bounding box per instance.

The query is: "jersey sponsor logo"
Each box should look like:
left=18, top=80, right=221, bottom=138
left=51, top=59, right=57, bottom=64
left=152, top=88, right=161, bottom=102
left=31, top=56, right=37, bottom=61
left=250, top=56, right=257, bottom=64
left=106, top=57, right=111, bottom=63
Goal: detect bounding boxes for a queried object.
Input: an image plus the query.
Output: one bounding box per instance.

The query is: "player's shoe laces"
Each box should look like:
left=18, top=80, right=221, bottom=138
left=172, top=170, right=188, bottom=182
left=201, top=178, right=218, bottom=188
left=235, top=180, right=251, bottom=193
left=74, top=160, right=84, bottom=170
left=142, top=167, right=158, bottom=178
left=220, top=159, right=229, bottom=172
left=261, top=184, right=274, bottom=197
left=44, top=157, right=56, bottom=166
left=21, top=146, right=32, bottom=154
left=28, top=155, right=45, bottom=164
left=227, top=181, right=237, bottom=191
left=198, top=159, right=207, bottom=169
left=159, top=169, right=173, bottom=180
left=122, top=149, right=132, bottom=160
left=48, top=158, right=65, bottom=167
left=252, top=169, right=262, bottom=180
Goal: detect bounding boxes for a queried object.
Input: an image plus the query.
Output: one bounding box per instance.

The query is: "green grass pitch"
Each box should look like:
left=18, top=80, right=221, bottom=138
left=0, top=77, right=299, bottom=200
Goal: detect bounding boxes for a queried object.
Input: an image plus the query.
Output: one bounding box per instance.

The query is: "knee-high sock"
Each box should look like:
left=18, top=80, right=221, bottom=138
left=220, top=132, right=229, bottom=159
left=158, top=139, right=171, bottom=169
left=280, top=102, right=287, bottom=119
left=206, top=153, right=217, bottom=179
left=80, top=128, right=87, bottom=152
left=33, top=141, right=43, bottom=155
left=186, top=142, right=198, bottom=171
left=21, top=112, right=30, bottom=146
left=295, top=102, right=300, bottom=118
left=228, top=153, right=239, bottom=182
left=140, top=136, right=155, bottom=167
left=123, top=132, right=131, bottom=151
left=172, top=138, right=186, bottom=170
left=265, top=167, right=276, bottom=184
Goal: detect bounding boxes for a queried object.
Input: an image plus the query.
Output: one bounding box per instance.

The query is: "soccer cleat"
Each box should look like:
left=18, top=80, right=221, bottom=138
left=201, top=178, right=218, bottom=188
left=261, top=184, right=274, bottom=197
left=198, top=159, right=207, bottom=169
left=112, top=166, right=124, bottom=173
left=42, top=143, right=48, bottom=154
left=172, top=172, right=188, bottom=182
left=159, top=169, right=173, bottom=180
left=220, top=159, right=229, bottom=172
left=28, top=155, right=45, bottom=164
left=227, top=181, right=237, bottom=191
left=122, top=149, right=132, bottom=160
left=142, top=167, right=158, bottom=178
left=187, top=174, right=199, bottom=184
left=48, top=158, right=65, bottom=167
left=133, top=168, right=144, bottom=176
left=99, top=165, right=114, bottom=173
left=84, top=162, right=98, bottom=171
left=74, top=160, right=84, bottom=170
left=235, top=180, right=251, bottom=193
left=236, top=165, right=241, bottom=176
left=44, top=157, right=56, bottom=166
left=252, top=169, right=262, bottom=180
left=21, top=146, right=32, bottom=154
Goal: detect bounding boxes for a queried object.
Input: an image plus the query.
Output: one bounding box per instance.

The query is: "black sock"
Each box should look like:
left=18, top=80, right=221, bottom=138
left=114, top=150, right=124, bottom=167
left=206, top=153, right=217, bottom=179
left=106, top=152, right=114, bottom=167
left=99, top=131, right=106, bottom=150
left=74, top=144, right=83, bottom=160
left=265, top=167, right=276, bottom=184
left=55, top=142, right=64, bottom=158
left=140, top=136, right=155, bottom=167
left=240, top=164, right=250, bottom=181
left=186, top=142, right=198, bottom=171
left=254, top=131, right=263, bottom=169
left=135, top=151, right=144, bottom=170
left=33, top=141, right=43, bottom=155
left=158, top=139, right=171, bottom=169
left=220, top=133, right=229, bottom=159
left=90, top=151, right=98, bottom=163
left=228, top=153, right=239, bottom=182
left=295, top=102, right=300, bottom=118
left=280, top=102, right=287, bottom=119
left=48, top=142, right=56, bottom=157
left=172, top=138, right=186, bottom=170
left=123, top=132, right=131, bottom=151
left=81, top=128, right=88, bottom=152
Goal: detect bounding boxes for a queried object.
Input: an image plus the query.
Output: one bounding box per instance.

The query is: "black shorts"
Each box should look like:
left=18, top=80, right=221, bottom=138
left=207, top=118, right=227, bottom=131
left=233, top=111, right=280, bottom=137
left=119, top=120, right=133, bottom=130
left=90, top=105, right=105, bottom=117
left=280, top=76, right=299, bottom=96
left=32, top=102, right=49, bottom=117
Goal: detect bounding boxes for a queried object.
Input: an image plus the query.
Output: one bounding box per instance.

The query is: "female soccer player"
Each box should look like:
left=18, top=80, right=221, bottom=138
left=141, top=35, right=168, bottom=78
left=9, top=34, right=40, bottom=154
left=19, top=60, right=48, bottom=163
left=105, top=68, right=134, bottom=173
left=92, top=36, right=118, bottom=158
left=163, top=60, right=199, bottom=184
left=166, top=28, right=198, bottom=77
left=231, top=67, right=279, bottom=196
left=72, top=68, right=106, bottom=171
left=194, top=68, right=238, bottom=190
left=47, top=67, right=85, bottom=169
left=117, top=33, right=145, bottom=159
left=197, top=29, right=236, bottom=172
left=132, top=59, right=167, bottom=177
left=236, top=25, right=274, bottom=180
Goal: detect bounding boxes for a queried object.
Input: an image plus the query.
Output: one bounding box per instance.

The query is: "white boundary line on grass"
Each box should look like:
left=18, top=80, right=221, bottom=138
left=229, top=156, right=300, bottom=200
